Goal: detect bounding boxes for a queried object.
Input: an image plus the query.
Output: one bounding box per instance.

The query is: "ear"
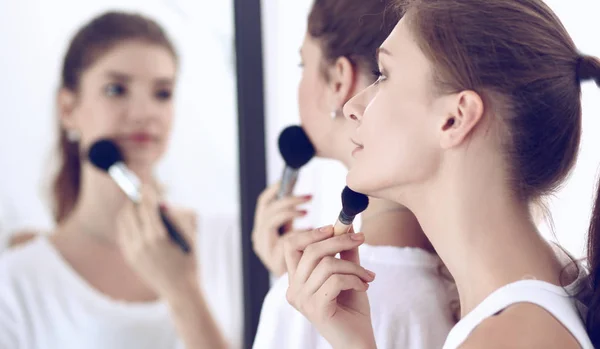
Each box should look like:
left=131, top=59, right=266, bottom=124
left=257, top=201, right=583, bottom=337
left=327, top=56, right=356, bottom=110
left=439, top=90, right=484, bottom=149
left=57, top=88, right=78, bottom=130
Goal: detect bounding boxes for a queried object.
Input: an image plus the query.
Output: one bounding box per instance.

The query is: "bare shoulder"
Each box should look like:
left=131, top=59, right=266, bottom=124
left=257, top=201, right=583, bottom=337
left=459, top=303, right=582, bottom=349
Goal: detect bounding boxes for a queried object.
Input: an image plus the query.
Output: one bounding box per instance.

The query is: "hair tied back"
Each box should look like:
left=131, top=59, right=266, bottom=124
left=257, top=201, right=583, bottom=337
left=577, top=55, right=600, bottom=87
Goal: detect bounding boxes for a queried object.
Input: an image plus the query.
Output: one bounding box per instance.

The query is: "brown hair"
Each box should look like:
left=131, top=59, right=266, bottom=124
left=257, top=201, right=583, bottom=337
left=307, top=0, right=399, bottom=81
left=396, top=0, right=600, bottom=344
left=53, top=11, right=177, bottom=223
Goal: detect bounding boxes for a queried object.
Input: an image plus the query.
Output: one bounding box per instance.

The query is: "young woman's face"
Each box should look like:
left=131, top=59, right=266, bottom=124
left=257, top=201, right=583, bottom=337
left=60, top=40, right=177, bottom=173
left=297, top=34, right=358, bottom=165
left=344, top=19, right=445, bottom=200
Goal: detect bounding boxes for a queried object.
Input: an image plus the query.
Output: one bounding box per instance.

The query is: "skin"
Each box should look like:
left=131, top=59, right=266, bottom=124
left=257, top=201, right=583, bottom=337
left=52, top=40, right=227, bottom=348
left=252, top=33, right=431, bottom=278
left=284, top=18, right=581, bottom=349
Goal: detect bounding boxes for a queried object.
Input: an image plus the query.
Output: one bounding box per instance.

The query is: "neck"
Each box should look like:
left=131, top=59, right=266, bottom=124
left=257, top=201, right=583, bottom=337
left=405, top=160, right=563, bottom=316
left=359, top=197, right=432, bottom=251
left=56, top=164, right=155, bottom=246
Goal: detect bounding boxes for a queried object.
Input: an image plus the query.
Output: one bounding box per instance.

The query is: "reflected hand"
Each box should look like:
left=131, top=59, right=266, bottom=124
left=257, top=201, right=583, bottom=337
left=117, top=187, right=198, bottom=300
left=252, top=182, right=311, bottom=276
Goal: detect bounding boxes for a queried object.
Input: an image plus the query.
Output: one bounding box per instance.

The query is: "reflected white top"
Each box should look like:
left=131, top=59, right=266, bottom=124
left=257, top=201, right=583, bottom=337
left=0, top=237, right=184, bottom=349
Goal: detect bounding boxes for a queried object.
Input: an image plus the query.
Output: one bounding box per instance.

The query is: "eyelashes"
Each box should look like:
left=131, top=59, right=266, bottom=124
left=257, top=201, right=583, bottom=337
left=155, top=89, right=172, bottom=101
left=103, top=83, right=173, bottom=101
left=372, top=69, right=387, bottom=85
left=105, top=83, right=126, bottom=97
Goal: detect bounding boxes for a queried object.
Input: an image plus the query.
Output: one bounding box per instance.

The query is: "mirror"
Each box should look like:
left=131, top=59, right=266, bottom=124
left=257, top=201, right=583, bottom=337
left=0, top=1, right=243, bottom=347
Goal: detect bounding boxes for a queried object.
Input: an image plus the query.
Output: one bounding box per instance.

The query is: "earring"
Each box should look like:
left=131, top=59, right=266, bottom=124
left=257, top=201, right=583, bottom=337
left=66, top=129, right=80, bottom=142
left=330, top=109, right=342, bottom=119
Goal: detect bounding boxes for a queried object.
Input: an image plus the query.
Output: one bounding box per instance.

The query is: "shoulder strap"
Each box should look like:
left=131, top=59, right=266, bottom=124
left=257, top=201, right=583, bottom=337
left=443, top=280, right=592, bottom=349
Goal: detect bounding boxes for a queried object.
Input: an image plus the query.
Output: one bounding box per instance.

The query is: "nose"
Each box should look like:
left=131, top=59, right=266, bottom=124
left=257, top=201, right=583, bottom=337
left=127, top=93, right=158, bottom=125
left=343, top=85, right=370, bottom=124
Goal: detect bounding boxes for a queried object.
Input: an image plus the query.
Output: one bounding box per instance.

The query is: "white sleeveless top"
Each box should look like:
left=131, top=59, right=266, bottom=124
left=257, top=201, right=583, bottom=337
left=442, top=280, right=594, bottom=349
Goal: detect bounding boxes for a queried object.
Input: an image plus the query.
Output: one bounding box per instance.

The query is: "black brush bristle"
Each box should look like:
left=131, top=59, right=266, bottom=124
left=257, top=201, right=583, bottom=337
left=278, top=125, right=316, bottom=169
left=341, top=186, right=369, bottom=217
left=88, top=139, right=123, bottom=172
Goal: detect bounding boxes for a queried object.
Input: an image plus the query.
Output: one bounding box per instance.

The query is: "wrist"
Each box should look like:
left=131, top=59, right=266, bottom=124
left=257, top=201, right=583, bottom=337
left=162, top=275, right=202, bottom=305
left=340, top=332, right=376, bottom=349
left=349, top=338, right=376, bottom=349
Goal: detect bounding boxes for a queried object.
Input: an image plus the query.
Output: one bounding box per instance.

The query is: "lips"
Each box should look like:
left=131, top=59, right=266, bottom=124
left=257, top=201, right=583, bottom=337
left=351, top=138, right=364, bottom=156
left=125, top=132, right=157, bottom=143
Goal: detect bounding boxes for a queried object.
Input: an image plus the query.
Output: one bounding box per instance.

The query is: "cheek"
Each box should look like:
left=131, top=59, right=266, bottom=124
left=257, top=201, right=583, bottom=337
left=75, top=98, right=123, bottom=147
left=297, top=71, right=334, bottom=155
left=347, top=91, right=440, bottom=197
left=297, top=73, right=320, bottom=126
left=158, top=104, right=174, bottom=135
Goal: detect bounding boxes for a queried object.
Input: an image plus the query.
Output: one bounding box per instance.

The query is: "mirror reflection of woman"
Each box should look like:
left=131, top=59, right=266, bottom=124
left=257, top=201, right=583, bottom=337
left=0, top=12, right=226, bottom=349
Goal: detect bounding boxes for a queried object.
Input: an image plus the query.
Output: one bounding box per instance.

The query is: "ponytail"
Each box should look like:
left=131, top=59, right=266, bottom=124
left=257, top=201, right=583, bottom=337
left=579, top=54, right=600, bottom=347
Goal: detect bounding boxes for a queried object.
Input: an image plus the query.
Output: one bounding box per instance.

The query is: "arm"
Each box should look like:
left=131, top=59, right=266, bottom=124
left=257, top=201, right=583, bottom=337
left=165, top=280, right=228, bottom=349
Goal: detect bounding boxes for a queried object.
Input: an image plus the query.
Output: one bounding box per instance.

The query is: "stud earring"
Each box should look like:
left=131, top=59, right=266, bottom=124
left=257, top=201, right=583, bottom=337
left=66, top=129, right=80, bottom=142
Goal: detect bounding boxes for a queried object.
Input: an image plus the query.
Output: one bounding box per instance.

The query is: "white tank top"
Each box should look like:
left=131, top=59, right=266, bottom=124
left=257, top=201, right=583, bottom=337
left=442, top=280, right=594, bottom=349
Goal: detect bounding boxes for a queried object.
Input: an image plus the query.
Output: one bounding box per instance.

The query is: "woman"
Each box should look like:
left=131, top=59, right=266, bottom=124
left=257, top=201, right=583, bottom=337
left=283, top=0, right=599, bottom=348
left=252, top=1, right=457, bottom=348
left=0, top=12, right=226, bottom=349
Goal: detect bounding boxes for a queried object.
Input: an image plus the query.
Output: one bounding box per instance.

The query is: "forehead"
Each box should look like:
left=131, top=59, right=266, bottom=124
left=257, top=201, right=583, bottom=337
left=379, top=18, right=439, bottom=99
left=301, top=34, right=323, bottom=57
left=379, top=18, right=420, bottom=61
left=84, top=41, right=177, bottom=80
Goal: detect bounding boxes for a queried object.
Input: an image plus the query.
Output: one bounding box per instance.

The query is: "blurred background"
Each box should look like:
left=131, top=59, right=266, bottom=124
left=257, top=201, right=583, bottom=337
left=0, top=0, right=598, bottom=348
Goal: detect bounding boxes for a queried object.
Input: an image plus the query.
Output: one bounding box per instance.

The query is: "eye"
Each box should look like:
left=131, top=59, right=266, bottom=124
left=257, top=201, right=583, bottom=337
left=372, top=69, right=387, bottom=85
left=104, top=83, right=126, bottom=97
left=155, top=89, right=173, bottom=101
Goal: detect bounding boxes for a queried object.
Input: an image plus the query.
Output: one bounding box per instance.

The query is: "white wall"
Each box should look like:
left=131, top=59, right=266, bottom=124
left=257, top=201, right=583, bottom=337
left=261, top=0, right=600, bottom=259
left=0, top=0, right=243, bottom=346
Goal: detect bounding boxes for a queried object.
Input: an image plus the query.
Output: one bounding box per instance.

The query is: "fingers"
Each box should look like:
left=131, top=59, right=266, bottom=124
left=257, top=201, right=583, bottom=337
left=315, top=274, right=369, bottom=305
left=267, top=210, right=307, bottom=232
left=137, top=200, right=162, bottom=242
left=283, top=226, right=334, bottom=280
left=293, top=232, right=365, bottom=285
left=255, top=195, right=311, bottom=235
left=286, top=273, right=369, bottom=316
left=340, top=226, right=361, bottom=265
left=256, top=182, right=281, bottom=210
left=266, top=195, right=312, bottom=215
left=161, top=206, right=198, bottom=246
left=303, top=256, right=375, bottom=296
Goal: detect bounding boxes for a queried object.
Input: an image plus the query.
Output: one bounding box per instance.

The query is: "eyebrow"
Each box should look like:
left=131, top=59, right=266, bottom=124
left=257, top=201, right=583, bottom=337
left=105, top=71, right=174, bottom=85
left=106, top=71, right=131, bottom=82
left=376, top=47, right=392, bottom=60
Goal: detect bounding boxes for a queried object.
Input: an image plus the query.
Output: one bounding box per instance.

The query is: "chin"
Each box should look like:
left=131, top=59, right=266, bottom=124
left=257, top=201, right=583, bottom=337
left=345, top=170, right=371, bottom=195
left=346, top=168, right=399, bottom=202
left=126, top=155, right=159, bottom=174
